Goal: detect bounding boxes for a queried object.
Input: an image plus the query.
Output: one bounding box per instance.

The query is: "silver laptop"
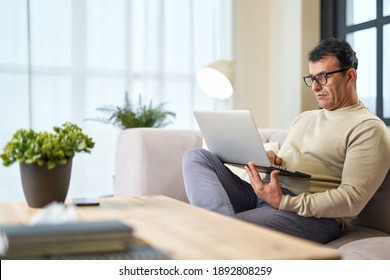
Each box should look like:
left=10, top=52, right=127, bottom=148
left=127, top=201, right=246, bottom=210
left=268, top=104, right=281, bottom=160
left=194, top=110, right=311, bottom=179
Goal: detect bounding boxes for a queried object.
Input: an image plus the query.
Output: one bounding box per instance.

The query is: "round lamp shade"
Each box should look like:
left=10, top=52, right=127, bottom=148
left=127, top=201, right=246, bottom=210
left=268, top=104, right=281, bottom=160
left=196, top=60, right=234, bottom=99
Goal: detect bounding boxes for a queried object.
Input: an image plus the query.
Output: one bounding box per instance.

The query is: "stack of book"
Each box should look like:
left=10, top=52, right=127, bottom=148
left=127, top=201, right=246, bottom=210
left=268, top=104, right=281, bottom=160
left=0, top=220, right=138, bottom=259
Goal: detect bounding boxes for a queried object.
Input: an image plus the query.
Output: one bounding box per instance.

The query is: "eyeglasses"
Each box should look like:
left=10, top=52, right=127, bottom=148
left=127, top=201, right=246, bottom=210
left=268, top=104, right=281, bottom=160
left=303, top=68, right=349, bottom=87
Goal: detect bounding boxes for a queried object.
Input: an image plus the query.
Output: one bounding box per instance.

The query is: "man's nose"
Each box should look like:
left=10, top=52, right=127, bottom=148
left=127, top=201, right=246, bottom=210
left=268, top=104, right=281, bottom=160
left=311, top=80, right=322, bottom=91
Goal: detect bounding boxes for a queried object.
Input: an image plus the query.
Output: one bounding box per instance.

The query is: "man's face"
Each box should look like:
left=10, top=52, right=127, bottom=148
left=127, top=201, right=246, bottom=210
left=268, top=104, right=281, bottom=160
left=308, top=56, right=355, bottom=111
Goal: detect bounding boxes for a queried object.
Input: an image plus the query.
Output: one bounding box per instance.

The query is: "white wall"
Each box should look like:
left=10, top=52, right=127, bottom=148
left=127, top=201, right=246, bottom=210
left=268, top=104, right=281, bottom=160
left=233, top=0, right=319, bottom=128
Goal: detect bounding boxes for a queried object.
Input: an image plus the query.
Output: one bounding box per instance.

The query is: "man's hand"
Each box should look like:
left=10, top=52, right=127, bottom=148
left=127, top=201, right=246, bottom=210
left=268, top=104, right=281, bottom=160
left=267, top=150, right=282, bottom=165
left=245, top=162, right=283, bottom=209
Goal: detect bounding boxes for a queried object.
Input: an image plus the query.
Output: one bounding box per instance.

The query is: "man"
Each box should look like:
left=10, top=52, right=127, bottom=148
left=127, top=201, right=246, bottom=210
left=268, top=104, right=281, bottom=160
left=182, top=38, right=390, bottom=243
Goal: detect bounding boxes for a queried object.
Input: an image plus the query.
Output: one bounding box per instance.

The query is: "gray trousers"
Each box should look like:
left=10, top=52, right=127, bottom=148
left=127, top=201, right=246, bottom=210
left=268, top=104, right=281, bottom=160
left=182, top=148, right=341, bottom=244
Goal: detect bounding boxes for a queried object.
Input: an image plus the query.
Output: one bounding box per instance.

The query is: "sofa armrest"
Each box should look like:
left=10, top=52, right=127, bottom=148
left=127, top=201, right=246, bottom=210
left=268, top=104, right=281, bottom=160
left=114, top=128, right=203, bottom=202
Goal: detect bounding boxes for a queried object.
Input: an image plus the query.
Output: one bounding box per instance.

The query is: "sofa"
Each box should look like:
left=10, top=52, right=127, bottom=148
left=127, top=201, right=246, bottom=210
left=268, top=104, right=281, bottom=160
left=114, top=127, right=390, bottom=259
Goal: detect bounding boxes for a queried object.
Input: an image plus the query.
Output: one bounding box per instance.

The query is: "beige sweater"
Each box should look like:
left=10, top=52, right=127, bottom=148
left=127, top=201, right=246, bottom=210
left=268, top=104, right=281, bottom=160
left=278, top=103, right=390, bottom=227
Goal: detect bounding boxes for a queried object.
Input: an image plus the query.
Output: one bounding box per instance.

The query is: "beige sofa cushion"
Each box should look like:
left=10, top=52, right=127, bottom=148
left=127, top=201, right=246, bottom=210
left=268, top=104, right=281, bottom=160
left=338, top=237, right=390, bottom=259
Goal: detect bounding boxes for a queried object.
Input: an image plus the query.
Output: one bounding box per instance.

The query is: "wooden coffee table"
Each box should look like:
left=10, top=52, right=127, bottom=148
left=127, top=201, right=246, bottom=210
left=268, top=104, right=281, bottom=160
left=0, top=195, right=340, bottom=259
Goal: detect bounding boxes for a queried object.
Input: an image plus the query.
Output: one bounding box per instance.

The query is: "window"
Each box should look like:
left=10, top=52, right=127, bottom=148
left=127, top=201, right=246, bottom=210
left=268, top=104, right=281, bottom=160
left=321, top=0, right=390, bottom=125
left=0, top=0, right=233, bottom=201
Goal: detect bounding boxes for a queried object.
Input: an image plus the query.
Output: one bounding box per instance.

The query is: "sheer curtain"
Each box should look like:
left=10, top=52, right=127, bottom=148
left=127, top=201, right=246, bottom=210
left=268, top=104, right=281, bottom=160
left=0, top=0, right=233, bottom=201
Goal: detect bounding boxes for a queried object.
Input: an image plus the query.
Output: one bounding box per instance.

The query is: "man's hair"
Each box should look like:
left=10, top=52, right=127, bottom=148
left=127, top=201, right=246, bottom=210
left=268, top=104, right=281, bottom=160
left=308, top=38, right=358, bottom=70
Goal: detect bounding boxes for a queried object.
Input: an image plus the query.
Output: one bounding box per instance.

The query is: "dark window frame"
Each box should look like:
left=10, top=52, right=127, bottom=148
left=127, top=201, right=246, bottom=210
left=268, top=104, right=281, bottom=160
left=321, top=0, right=390, bottom=125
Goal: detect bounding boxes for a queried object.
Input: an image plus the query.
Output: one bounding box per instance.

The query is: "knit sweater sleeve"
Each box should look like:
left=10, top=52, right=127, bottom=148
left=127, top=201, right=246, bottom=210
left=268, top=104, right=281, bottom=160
left=279, top=119, right=390, bottom=220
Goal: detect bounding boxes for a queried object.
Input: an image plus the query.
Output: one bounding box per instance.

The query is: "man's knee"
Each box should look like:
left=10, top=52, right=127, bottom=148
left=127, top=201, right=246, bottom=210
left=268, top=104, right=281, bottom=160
left=183, top=148, right=213, bottom=166
left=184, top=147, right=205, bottom=159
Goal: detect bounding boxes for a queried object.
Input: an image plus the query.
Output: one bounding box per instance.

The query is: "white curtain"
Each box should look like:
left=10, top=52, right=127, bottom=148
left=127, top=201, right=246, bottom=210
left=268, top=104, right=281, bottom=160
left=0, top=0, right=233, bottom=201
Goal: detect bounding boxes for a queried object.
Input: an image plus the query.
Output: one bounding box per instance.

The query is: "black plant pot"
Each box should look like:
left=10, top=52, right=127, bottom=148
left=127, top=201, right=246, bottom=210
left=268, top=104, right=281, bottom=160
left=19, top=160, right=72, bottom=208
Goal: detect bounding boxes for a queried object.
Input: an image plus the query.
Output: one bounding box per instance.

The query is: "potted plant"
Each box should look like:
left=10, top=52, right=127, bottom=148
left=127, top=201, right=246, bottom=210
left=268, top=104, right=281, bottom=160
left=1, top=122, right=95, bottom=208
left=85, top=92, right=176, bottom=129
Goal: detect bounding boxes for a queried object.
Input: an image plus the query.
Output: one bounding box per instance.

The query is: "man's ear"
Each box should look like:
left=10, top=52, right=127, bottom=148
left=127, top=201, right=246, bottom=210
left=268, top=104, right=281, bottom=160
left=346, top=68, right=357, bottom=84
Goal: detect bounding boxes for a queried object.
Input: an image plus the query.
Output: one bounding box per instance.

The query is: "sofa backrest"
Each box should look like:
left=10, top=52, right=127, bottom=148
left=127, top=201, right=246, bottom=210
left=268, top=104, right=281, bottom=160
left=352, top=169, right=390, bottom=234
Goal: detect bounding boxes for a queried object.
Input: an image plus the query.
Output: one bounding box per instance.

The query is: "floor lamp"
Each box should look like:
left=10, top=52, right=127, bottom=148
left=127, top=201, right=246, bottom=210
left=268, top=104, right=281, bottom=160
left=196, top=60, right=234, bottom=100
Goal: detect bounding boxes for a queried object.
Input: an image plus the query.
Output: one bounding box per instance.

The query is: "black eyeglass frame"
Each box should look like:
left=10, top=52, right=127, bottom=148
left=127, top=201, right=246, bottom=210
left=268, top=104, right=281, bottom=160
left=302, top=68, right=350, bottom=87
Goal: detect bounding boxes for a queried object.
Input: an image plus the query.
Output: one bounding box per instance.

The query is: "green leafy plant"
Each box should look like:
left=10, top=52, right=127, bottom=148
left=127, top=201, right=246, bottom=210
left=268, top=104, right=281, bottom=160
left=1, top=122, right=95, bottom=169
left=86, top=92, right=176, bottom=129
